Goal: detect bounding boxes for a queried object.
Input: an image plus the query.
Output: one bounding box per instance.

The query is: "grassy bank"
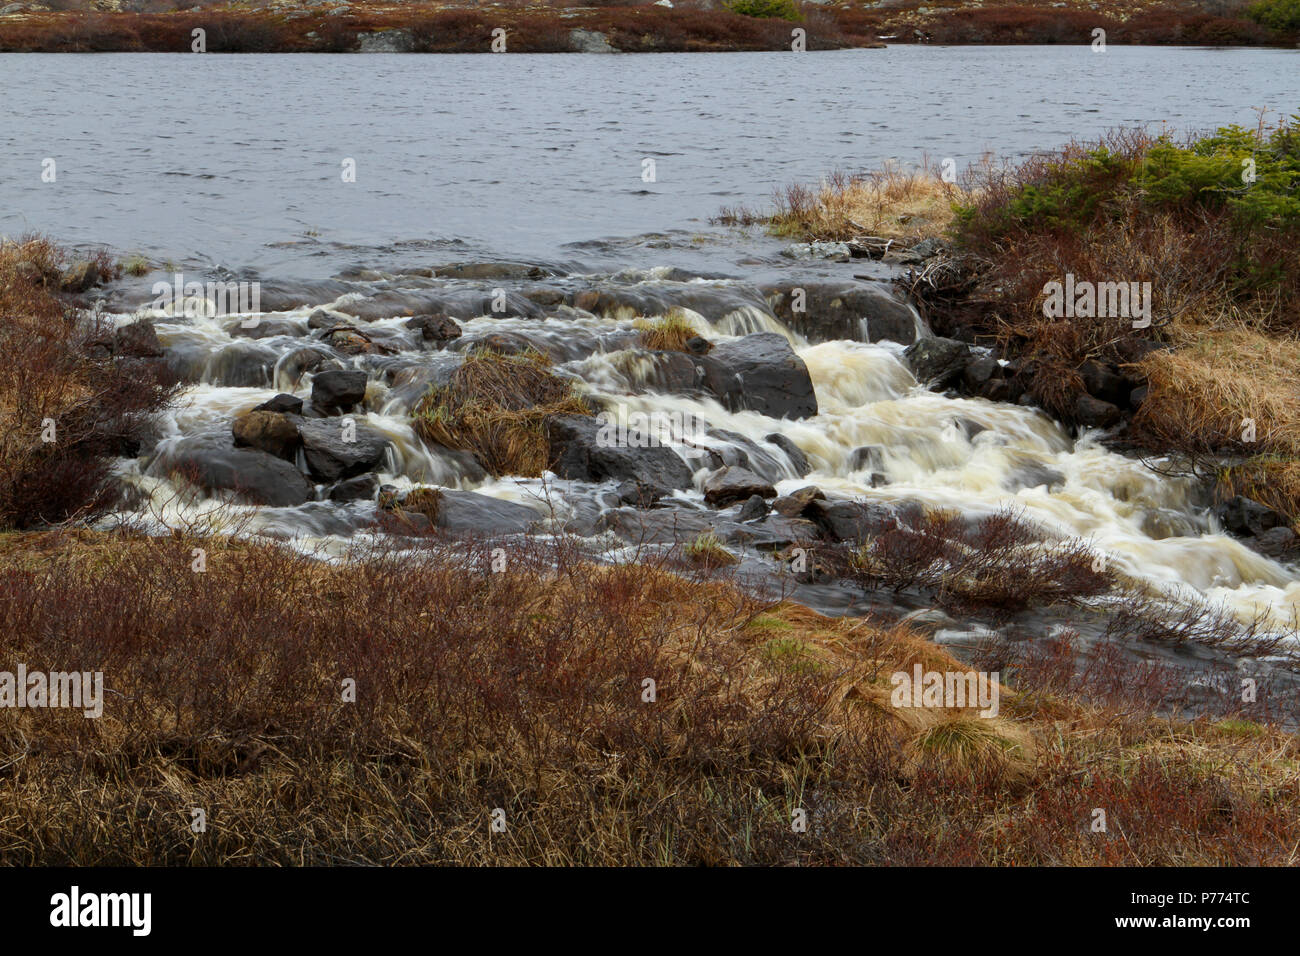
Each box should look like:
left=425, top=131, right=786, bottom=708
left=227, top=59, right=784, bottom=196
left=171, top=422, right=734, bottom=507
left=1, top=528, right=1297, bottom=865
left=0, top=0, right=1293, bottom=53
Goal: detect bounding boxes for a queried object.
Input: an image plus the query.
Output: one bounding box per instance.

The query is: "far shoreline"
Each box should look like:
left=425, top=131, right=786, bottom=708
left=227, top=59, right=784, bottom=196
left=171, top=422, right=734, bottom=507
left=0, top=1, right=1295, bottom=54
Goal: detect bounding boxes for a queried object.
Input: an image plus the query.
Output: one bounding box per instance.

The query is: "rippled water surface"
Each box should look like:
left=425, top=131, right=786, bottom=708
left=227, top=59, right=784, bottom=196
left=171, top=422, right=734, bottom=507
left=2, top=46, right=1298, bottom=268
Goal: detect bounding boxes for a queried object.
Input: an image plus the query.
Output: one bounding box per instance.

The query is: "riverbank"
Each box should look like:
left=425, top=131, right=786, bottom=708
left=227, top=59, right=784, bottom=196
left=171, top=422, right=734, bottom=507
left=0, top=0, right=1294, bottom=53
left=1, top=526, right=1297, bottom=865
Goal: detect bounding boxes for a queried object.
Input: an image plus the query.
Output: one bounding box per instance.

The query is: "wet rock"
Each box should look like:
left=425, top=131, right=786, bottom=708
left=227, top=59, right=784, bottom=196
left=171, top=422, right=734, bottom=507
left=232, top=410, right=302, bottom=462
left=763, top=280, right=916, bottom=346
left=298, top=418, right=390, bottom=482
left=113, top=320, right=163, bottom=357
left=617, top=480, right=665, bottom=508
left=765, top=433, right=810, bottom=477
left=337, top=289, right=543, bottom=323
left=698, top=333, right=818, bottom=420
left=433, top=262, right=556, bottom=280
left=228, top=316, right=302, bottom=340
left=849, top=445, right=884, bottom=473
left=280, top=346, right=339, bottom=388
left=254, top=393, right=305, bottom=415
left=1249, top=526, right=1299, bottom=561
left=547, top=414, right=695, bottom=490
left=1141, top=508, right=1198, bottom=540
left=1078, top=361, right=1129, bottom=406
left=1215, top=496, right=1285, bottom=538
left=308, top=308, right=351, bottom=330
left=149, top=435, right=315, bottom=507
left=405, top=312, right=462, bottom=346
left=704, top=428, right=785, bottom=482
left=599, top=503, right=804, bottom=551
left=1129, top=385, right=1148, bottom=408
left=703, top=466, right=776, bottom=507
left=522, top=287, right=567, bottom=307
left=805, top=499, right=895, bottom=542
left=782, top=241, right=851, bottom=262
left=320, top=327, right=391, bottom=355
left=904, top=336, right=970, bottom=389
left=772, top=485, right=824, bottom=517
left=436, top=489, right=544, bottom=534
left=328, top=474, right=379, bottom=502
left=251, top=279, right=357, bottom=313
left=450, top=330, right=540, bottom=358
left=736, top=494, right=769, bottom=522
left=685, top=336, right=712, bottom=355
left=962, top=355, right=1001, bottom=391
left=1004, top=462, right=1065, bottom=493
left=311, top=369, right=368, bottom=414
left=637, top=350, right=703, bottom=394
left=60, top=260, right=99, bottom=293
left=1074, top=393, right=1122, bottom=429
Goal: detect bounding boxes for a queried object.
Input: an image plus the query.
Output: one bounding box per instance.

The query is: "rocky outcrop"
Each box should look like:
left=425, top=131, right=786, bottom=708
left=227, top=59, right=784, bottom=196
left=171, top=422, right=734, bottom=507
left=569, top=28, right=617, bottom=53
left=702, top=466, right=776, bottom=507
left=698, top=333, right=818, bottom=420
left=762, top=280, right=918, bottom=346
left=546, top=414, right=695, bottom=491
left=298, top=418, right=390, bottom=482
left=149, top=434, right=316, bottom=507
left=311, top=369, right=368, bottom=414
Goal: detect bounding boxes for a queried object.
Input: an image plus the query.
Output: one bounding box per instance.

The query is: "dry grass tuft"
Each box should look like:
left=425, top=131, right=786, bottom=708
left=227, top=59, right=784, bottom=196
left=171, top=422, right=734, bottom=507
left=412, top=349, right=590, bottom=477
left=634, top=310, right=698, bottom=352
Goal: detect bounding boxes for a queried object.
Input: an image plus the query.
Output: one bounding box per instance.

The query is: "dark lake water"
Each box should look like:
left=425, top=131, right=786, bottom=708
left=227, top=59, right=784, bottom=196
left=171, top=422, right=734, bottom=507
left=2, top=46, right=1297, bottom=273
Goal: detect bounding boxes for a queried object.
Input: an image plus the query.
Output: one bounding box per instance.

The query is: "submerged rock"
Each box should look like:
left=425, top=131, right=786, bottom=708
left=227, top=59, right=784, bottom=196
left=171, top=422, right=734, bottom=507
left=149, top=435, right=316, bottom=507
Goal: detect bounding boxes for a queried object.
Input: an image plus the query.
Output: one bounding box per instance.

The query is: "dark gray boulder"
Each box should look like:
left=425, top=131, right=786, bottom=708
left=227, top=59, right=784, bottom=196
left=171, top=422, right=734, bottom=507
left=298, top=418, right=390, bottom=481
left=546, top=414, right=695, bottom=490
left=698, top=333, right=818, bottom=420
left=765, top=433, right=811, bottom=477
left=149, top=434, right=315, bottom=507
left=762, top=280, right=917, bottom=345
left=311, top=369, right=368, bottom=414
left=904, top=337, right=971, bottom=389
left=436, top=490, right=544, bottom=534
left=703, top=466, right=777, bottom=507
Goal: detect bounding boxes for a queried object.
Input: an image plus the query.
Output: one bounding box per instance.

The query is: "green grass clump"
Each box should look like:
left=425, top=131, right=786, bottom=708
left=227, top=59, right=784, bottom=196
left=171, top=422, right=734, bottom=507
left=725, top=0, right=802, bottom=21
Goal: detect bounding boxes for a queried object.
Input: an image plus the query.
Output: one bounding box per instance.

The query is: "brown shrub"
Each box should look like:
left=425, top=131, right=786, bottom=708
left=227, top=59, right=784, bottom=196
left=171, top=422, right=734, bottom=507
left=0, top=237, right=176, bottom=529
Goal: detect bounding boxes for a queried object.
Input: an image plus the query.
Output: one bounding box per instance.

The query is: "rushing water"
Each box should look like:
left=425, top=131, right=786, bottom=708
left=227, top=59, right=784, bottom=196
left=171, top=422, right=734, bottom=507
left=4, top=46, right=1300, bottom=672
